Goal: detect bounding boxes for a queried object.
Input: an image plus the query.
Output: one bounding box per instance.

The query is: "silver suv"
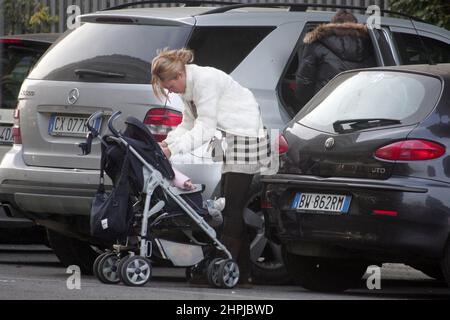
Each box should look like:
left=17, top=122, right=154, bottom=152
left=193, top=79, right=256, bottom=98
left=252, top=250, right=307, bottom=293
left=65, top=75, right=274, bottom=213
left=0, top=3, right=449, bottom=279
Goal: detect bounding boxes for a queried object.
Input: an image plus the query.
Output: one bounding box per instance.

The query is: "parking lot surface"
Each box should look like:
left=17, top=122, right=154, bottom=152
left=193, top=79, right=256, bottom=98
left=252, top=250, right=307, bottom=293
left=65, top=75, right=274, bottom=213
left=0, top=244, right=449, bottom=301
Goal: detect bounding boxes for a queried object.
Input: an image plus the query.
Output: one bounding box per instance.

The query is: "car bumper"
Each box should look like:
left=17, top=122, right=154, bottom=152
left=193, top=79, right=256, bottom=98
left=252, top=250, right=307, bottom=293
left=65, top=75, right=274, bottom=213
left=0, top=205, right=35, bottom=228
left=262, top=174, right=450, bottom=261
left=0, top=145, right=221, bottom=217
left=0, top=144, right=35, bottom=227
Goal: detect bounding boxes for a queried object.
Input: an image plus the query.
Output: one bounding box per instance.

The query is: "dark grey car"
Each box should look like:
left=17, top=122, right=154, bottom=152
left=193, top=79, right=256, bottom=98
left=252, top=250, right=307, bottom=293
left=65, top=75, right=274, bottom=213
left=263, top=64, right=450, bottom=291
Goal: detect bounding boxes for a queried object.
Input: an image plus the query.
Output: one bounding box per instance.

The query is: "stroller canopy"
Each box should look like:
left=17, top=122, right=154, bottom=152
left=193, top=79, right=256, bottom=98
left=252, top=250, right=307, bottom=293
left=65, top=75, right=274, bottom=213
left=104, top=116, right=175, bottom=194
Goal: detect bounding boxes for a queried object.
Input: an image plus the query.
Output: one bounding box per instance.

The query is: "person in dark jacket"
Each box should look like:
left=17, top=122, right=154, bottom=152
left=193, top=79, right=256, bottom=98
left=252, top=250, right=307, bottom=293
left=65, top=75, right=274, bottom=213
left=295, top=10, right=376, bottom=110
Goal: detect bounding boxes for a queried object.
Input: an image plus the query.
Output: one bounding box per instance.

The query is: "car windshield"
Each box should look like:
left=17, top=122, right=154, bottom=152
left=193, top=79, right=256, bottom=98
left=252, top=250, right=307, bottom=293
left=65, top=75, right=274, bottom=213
left=28, top=22, right=192, bottom=84
left=296, top=71, right=442, bottom=134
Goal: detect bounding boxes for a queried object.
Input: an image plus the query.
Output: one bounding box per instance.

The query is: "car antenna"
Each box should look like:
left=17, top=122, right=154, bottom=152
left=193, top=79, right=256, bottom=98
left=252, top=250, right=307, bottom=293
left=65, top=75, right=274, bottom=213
left=408, top=16, right=435, bottom=65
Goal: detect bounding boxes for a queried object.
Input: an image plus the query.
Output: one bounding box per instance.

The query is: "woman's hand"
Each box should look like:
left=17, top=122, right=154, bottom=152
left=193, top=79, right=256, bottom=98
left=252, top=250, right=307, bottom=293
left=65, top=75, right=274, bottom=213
left=158, top=141, right=168, bottom=148
left=183, top=179, right=195, bottom=190
left=162, top=147, right=171, bottom=159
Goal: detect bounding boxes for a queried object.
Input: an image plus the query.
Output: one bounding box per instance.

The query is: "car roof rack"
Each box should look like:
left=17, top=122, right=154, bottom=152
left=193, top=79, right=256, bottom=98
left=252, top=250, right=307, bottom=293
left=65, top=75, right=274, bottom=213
left=198, top=2, right=427, bottom=22
left=103, top=0, right=241, bottom=11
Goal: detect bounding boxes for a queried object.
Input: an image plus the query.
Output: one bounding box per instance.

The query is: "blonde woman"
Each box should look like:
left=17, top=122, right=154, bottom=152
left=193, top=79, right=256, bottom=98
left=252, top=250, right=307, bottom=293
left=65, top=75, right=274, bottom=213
left=151, top=48, right=270, bottom=286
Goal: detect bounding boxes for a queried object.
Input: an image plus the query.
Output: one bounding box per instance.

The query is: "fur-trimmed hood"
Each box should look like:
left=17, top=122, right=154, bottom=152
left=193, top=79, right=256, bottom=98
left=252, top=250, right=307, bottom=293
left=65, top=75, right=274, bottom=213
left=303, top=22, right=371, bottom=62
left=303, top=22, right=369, bottom=44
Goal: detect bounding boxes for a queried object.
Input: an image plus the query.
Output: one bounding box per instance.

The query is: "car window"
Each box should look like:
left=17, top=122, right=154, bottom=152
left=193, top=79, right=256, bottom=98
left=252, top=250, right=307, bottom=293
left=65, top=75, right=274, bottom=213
left=393, top=32, right=450, bottom=65
left=187, top=26, right=274, bottom=74
left=371, top=28, right=397, bottom=66
left=278, top=22, right=321, bottom=116
left=296, top=71, right=442, bottom=134
left=1, top=41, right=48, bottom=109
left=28, top=23, right=192, bottom=84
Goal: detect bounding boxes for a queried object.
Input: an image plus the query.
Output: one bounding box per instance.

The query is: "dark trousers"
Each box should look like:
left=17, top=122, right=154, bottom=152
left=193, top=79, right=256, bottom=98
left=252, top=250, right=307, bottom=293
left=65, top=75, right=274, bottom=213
left=220, top=172, right=254, bottom=279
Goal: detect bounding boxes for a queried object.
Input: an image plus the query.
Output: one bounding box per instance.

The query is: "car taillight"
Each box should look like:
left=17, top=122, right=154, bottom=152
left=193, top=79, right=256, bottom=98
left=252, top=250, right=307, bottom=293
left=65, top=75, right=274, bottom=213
left=372, top=209, right=398, bottom=217
left=12, top=108, right=22, bottom=145
left=277, top=134, right=289, bottom=155
left=144, top=108, right=182, bottom=142
left=261, top=199, right=273, bottom=209
left=0, top=38, right=22, bottom=44
left=374, top=139, right=445, bottom=161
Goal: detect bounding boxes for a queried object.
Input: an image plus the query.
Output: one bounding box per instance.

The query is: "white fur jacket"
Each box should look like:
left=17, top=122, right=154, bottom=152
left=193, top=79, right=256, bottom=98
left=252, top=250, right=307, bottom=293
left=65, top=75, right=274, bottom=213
left=164, top=64, right=264, bottom=155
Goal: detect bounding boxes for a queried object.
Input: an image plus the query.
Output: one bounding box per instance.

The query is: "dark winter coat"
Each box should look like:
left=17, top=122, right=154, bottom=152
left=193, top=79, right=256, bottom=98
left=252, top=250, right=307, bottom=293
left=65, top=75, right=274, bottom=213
left=295, top=22, right=376, bottom=109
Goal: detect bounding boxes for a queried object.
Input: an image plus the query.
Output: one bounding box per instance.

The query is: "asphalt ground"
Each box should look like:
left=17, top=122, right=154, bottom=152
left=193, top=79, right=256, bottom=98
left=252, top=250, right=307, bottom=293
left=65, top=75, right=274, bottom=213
left=0, top=244, right=449, bottom=301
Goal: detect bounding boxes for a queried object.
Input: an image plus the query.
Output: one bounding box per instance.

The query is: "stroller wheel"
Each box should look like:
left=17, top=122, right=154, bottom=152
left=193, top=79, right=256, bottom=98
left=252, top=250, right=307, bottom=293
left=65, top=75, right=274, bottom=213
left=206, top=258, right=223, bottom=288
left=217, top=259, right=240, bottom=289
left=119, top=255, right=152, bottom=286
left=97, top=253, right=121, bottom=284
left=93, top=252, right=109, bottom=281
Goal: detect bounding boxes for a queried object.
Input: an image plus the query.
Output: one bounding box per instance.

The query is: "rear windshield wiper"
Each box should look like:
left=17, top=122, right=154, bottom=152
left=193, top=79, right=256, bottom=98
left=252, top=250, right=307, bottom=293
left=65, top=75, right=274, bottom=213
left=333, top=118, right=401, bottom=133
left=74, top=68, right=126, bottom=78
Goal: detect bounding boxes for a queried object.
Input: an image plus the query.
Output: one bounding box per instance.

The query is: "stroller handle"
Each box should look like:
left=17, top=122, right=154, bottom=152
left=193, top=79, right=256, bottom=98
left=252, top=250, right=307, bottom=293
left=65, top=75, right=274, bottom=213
left=86, top=111, right=103, bottom=136
left=108, top=111, right=122, bottom=137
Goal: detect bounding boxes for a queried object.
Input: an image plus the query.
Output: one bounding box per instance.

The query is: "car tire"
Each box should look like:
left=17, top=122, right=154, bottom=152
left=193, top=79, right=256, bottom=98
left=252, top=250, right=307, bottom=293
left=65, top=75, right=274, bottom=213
left=282, top=247, right=367, bottom=292
left=46, top=229, right=100, bottom=275
left=244, top=178, right=290, bottom=284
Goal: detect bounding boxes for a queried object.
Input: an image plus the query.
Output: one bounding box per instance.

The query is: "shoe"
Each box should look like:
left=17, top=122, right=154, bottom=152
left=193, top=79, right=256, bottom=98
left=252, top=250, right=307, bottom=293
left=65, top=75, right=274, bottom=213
left=205, top=197, right=225, bottom=227
left=212, top=197, right=226, bottom=211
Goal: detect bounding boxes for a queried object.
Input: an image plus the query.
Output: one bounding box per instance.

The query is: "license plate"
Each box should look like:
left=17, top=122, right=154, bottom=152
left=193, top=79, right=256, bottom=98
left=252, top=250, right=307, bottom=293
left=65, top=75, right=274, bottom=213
left=0, top=125, right=13, bottom=144
left=292, top=192, right=352, bottom=214
left=48, top=114, right=102, bottom=137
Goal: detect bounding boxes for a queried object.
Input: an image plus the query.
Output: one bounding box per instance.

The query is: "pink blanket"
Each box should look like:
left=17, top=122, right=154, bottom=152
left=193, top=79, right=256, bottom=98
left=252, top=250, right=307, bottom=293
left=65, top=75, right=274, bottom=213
left=171, top=167, right=191, bottom=189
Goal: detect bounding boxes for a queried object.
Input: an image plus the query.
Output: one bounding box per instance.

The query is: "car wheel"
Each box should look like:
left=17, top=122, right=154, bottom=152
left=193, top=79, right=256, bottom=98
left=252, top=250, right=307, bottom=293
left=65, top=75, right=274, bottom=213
left=244, top=179, right=290, bottom=284
left=46, top=229, right=100, bottom=275
left=282, top=247, right=367, bottom=292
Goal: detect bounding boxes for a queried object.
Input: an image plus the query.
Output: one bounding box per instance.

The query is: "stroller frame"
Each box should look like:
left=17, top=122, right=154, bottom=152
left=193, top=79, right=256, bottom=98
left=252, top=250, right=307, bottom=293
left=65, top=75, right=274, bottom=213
left=83, top=111, right=239, bottom=288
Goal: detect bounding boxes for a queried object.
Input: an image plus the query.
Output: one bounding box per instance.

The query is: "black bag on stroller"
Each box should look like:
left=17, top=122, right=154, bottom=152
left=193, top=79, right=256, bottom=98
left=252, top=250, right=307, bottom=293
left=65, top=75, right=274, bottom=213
left=90, top=144, right=134, bottom=240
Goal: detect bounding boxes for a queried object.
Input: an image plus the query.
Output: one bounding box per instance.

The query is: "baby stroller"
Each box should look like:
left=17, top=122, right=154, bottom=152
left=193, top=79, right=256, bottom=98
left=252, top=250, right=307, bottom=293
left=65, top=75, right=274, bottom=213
left=81, top=111, right=239, bottom=288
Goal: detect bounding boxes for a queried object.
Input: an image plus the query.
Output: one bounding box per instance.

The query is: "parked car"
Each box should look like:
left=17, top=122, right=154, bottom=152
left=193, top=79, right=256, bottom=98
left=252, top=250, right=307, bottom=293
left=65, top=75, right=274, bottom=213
left=0, top=33, right=60, bottom=243
left=0, top=2, right=448, bottom=278
left=262, top=64, right=450, bottom=292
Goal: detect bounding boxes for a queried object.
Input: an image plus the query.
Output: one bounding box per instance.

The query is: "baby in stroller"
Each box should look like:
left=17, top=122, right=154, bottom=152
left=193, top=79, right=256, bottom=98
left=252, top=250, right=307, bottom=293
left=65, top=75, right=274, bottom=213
left=84, top=111, right=239, bottom=289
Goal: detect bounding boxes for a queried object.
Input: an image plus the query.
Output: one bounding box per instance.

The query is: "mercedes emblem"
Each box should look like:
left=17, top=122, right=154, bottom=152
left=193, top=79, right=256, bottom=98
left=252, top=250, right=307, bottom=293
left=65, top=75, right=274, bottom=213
left=68, top=88, right=80, bottom=105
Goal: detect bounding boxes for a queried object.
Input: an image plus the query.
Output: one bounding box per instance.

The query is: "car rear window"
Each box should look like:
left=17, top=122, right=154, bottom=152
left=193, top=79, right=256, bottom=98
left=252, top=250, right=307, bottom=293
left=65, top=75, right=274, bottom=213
left=187, top=26, right=274, bottom=73
left=28, top=23, right=191, bottom=84
left=296, top=71, right=442, bottom=133
left=1, top=40, right=49, bottom=109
